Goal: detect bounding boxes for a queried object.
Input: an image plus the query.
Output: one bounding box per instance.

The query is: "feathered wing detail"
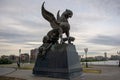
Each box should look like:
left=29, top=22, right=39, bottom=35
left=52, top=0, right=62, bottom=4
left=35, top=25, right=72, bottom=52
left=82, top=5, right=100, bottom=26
left=57, top=10, right=60, bottom=22
left=41, top=2, right=59, bottom=28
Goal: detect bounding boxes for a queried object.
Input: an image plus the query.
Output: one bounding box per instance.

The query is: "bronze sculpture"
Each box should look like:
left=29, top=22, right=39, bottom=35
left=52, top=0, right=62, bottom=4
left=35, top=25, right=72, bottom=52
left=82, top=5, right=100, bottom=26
left=33, top=2, right=83, bottom=79
left=38, top=28, right=60, bottom=59
left=42, top=2, right=73, bottom=44
left=38, top=2, right=74, bottom=58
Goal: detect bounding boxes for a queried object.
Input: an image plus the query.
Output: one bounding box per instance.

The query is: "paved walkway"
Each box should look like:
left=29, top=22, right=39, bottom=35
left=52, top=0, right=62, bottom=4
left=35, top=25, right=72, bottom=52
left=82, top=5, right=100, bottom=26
left=84, top=65, right=120, bottom=80
left=1, top=65, right=120, bottom=80
left=0, top=67, right=16, bottom=76
left=6, top=69, right=84, bottom=80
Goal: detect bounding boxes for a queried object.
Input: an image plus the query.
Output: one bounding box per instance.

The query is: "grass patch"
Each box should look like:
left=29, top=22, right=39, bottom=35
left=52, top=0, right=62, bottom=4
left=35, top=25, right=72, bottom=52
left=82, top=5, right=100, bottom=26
left=83, top=68, right=102, bottom=74
left=0, top=76, right=26, bottom=80
left=0, top=64, right=17, bottom=68
left=19, top=66, right=33, bottom=70
left=0, top=63, right=35, bottom=70
left=19, top=64, right=34, bottom=70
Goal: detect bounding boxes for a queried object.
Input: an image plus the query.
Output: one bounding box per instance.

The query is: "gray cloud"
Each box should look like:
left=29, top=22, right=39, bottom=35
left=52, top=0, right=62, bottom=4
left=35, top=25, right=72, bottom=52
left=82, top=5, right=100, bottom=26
left=0, top=0, right=120, bottom=56
left=88, top=35, right=120, bottom=46
left=77, top=0, right=120, bottom=16
left=94, top=0, right=120, bottom=16
left=0, top=29, right=44, bottom=44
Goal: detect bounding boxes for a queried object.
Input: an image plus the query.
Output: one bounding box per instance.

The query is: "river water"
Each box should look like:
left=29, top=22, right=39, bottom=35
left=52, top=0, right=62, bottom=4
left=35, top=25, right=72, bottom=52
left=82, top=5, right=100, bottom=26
left=83, top=60, right=119, bottom=66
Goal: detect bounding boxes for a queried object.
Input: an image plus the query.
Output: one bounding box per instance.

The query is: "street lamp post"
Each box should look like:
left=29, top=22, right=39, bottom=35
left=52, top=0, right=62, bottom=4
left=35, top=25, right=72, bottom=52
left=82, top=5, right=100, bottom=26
left=81, top=55, right=84, bottom=65
left=84, top=48, right=88, bottom=68
left=117, top=51, right=120, bottom=67
left=18, top=49, right=21, bottom=68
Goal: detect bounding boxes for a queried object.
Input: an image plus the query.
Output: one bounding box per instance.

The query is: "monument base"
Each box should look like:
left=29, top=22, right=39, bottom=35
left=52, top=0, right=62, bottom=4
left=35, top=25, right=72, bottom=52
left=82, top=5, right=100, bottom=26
left=33, top=44, right=82, bottom=79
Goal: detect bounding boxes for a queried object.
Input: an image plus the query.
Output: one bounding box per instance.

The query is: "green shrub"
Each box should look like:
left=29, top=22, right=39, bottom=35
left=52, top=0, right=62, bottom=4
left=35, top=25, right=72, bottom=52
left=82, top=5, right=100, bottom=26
left=0, top=58, right=12, bottom=64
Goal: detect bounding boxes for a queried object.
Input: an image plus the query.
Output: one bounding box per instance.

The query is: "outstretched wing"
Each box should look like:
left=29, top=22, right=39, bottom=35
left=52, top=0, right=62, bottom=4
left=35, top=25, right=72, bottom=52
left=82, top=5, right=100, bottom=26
left=41, top=2, right=59, bottom=28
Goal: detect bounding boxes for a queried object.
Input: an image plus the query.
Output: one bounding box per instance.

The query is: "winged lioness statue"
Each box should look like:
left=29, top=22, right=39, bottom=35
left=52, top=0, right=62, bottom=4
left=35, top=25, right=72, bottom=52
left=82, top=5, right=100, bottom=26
left=41, top=2, right=73, bottom=44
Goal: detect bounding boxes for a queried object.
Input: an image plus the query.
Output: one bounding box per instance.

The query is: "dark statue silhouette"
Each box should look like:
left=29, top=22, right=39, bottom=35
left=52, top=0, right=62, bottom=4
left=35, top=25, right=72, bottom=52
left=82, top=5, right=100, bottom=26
left=42, top=2, right=73, bottom=44
left=38, top=2, right=75, bottom=58
left=33, top=2, right=82, bottom=79
left=38, top=28, right=60, bottom=59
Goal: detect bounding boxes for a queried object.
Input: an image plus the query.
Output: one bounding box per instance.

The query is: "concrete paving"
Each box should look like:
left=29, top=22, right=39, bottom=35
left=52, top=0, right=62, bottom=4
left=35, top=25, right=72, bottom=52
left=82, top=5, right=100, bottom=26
left=1, top=65, right=120, bottom=80
left=6, top=69, right=84, bottom=80
left=84, top=65, right=120, bottom=80
left=0, top=67, right=16, bottom=76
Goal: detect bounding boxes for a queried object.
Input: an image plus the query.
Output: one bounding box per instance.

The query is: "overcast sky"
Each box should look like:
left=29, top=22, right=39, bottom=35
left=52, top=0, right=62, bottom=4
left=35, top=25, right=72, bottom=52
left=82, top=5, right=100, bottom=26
left=0, top=0, right=120, bottom=57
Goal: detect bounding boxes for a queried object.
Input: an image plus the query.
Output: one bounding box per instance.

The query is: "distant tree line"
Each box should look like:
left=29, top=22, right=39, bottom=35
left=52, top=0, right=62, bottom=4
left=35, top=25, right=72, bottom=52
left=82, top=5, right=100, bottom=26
left=81, top=58, right=107, bottom=62
left=0, top=58, right=12, bottom=64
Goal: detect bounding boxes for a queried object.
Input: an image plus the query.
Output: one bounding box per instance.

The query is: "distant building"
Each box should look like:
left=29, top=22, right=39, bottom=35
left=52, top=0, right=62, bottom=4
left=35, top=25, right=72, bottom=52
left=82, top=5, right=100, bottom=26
left=30, top=48, right=38, bottom=62
left=95, top=56, right=104, bottom=61
left=1, top=55, right=9, bottom=59
left=87, top=57, right=95, bottom=60
left=20, top=53, right=29, bottom=63
left=1, top=55, right=19, bottom=62
left=9, top=55, right=19, bottom=62
left=110, top=55, right=119, bottom=60
left=104, top=52, right=108, bottom=60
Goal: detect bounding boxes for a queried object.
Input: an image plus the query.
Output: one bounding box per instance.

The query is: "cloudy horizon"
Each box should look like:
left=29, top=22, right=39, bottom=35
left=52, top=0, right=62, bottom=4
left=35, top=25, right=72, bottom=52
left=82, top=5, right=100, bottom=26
left=0, top=0, right=120, bottom=57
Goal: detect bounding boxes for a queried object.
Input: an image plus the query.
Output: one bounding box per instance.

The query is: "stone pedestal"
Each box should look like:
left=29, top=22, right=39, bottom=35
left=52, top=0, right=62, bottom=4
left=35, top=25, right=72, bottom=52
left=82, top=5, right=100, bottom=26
left=33, top=44, right=82, bottom=79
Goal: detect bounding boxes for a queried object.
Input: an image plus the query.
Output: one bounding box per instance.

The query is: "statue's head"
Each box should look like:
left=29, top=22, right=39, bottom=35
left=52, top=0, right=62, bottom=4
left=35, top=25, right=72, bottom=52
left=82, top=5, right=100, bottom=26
left=63, top=9, right=73, bottom=19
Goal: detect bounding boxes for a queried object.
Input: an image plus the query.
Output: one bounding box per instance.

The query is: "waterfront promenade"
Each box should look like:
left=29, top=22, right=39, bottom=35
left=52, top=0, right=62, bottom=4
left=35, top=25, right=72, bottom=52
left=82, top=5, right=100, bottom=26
left=0, top=63, right=120, bottom=80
